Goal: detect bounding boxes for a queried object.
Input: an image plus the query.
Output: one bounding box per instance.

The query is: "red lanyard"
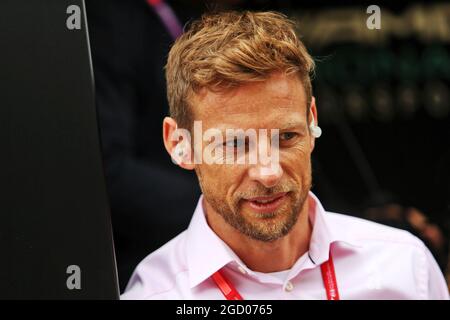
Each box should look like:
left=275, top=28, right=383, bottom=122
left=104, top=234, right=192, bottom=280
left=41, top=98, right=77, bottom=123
left=211, top=252, right=340, bottom=300
left=320, top=253, right=340, bottom=300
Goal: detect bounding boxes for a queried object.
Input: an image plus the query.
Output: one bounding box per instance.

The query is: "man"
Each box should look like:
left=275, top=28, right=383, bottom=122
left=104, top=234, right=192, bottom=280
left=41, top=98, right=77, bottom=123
left=122, top=11, right=449, bottom=299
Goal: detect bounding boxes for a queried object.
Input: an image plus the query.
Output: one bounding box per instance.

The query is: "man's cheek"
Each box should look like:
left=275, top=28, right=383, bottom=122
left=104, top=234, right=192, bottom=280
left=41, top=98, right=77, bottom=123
left=280, top=151, right=310, bottom=168
left=294, top=144, right=312, bottom=157
left=209, top=164, right=229, bottom=180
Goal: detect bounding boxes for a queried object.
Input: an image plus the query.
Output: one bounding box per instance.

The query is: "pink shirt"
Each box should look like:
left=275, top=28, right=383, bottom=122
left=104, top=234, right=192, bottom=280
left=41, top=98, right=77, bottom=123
left=122, top=192, right=449, bottom=300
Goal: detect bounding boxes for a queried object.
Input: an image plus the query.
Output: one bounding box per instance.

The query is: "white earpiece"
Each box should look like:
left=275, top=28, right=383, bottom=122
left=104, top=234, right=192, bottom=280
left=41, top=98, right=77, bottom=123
left=175, top=143, right=185, bottom=157
left=172, top=143, right=188, bottom=164
left=309, top=116, right=322, bottom=138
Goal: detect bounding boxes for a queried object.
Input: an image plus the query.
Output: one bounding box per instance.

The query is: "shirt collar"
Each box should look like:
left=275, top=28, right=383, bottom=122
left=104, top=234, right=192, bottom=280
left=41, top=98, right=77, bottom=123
left=306, top=192, right=362, bottom=266
left=186, top=191, right=362, bottom=288
left=186, top=196, right=240, bottom=288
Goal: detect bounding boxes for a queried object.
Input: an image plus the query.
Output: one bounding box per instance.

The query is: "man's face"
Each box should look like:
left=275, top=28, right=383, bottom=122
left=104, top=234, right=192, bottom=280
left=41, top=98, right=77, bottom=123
left=191, top=72, right=315, bottom=242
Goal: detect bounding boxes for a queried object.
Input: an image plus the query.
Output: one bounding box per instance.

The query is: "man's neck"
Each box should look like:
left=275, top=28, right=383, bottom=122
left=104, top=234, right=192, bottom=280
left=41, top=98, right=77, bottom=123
left=203, top=197, right=312, bottom=273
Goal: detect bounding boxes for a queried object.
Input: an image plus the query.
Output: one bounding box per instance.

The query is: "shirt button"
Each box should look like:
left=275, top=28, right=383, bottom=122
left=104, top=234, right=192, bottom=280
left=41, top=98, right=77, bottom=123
left=238, top=266, right=247, bottom=275
left=284, top=281, right=294, bottom=292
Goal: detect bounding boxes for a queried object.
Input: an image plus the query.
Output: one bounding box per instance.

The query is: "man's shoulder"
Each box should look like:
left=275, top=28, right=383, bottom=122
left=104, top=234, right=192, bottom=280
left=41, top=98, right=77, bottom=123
left=325, top=211, right=450, bottom=299
left=325, top=210, right=426, bottom=249
left=121, top=231, right=189, bottom=300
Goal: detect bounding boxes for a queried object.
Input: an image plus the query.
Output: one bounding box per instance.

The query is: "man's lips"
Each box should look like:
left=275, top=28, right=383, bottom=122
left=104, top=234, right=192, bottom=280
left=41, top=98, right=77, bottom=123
left=243, top=192, right=287, bottom=214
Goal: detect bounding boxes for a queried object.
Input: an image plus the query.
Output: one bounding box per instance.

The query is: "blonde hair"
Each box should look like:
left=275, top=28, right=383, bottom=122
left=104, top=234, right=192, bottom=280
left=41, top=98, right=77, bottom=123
left=165, top=11, right=315, bottom=129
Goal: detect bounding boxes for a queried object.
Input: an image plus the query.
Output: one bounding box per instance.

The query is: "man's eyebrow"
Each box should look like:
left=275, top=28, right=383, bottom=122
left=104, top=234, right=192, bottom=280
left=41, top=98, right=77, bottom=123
left=210, top=122, right=307, bottom=132
left=278, top=121, right=307, bottom=131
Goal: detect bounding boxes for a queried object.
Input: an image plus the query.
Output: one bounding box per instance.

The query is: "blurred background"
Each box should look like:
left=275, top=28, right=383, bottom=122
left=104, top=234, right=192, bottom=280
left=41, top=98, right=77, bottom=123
left=85, top=0, right=450, bottom=292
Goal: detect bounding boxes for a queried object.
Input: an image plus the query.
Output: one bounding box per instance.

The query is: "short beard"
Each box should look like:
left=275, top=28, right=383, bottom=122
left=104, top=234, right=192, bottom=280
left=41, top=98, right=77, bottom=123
left=200, top=173, right=311, bottom=242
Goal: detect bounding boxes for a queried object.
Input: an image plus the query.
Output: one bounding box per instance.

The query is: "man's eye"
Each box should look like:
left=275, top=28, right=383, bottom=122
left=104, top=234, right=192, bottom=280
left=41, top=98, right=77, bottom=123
left=225, top=139, right=244, bottom=148
left=280, top=132, right=297, bottom=141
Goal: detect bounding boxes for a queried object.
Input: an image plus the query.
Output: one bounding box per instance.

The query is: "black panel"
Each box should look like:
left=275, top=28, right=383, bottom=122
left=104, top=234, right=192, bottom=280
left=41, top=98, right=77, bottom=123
left=0, top=0, right=119, bottom=299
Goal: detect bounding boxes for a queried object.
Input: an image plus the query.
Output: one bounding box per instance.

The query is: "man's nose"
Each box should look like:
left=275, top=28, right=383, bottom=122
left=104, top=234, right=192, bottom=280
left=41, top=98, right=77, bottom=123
left=248, top=162, right=283, bottom=188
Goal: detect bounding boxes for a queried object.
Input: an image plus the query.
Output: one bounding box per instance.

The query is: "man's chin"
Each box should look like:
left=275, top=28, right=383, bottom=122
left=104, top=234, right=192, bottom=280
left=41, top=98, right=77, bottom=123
left=236, top=209, right=296, bottom=240
left=241, top=221, right=293, bottom=242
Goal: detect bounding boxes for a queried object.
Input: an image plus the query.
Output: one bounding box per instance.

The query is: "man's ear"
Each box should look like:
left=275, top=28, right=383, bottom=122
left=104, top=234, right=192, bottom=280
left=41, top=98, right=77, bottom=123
left=309, top=96, right=319, bottom=151
left=162, top=117, right=195, bottom=170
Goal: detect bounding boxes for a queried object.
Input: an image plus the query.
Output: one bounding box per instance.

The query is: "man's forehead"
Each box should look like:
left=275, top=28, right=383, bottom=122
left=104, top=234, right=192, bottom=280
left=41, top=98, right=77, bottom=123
left=192, top=104, right=308, bottom=134
left=190, top=74, right=308, bottom=121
